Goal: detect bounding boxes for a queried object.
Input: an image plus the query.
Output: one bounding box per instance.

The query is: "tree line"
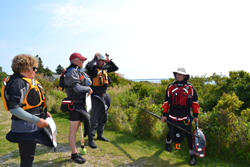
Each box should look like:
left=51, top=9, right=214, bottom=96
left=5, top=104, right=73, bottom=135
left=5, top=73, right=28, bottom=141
left=0, top=55, right=65, bottom=79
left=35, top=55, right=64, bottom=76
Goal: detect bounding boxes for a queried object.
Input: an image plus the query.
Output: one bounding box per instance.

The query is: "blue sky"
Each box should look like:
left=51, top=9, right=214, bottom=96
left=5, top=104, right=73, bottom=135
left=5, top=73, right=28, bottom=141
left=1, top=0, right=250, bottom=79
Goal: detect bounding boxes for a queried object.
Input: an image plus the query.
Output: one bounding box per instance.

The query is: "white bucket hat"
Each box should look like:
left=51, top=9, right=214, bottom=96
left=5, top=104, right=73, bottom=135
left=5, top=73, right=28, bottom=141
left=173, top=68, right=190, bottom=81
left=173, top=68, right=189, bottom=75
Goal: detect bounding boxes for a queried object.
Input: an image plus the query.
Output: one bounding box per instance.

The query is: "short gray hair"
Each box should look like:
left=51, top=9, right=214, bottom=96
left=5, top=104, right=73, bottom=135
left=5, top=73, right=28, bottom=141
left=70, top=58, right=79, bottom=64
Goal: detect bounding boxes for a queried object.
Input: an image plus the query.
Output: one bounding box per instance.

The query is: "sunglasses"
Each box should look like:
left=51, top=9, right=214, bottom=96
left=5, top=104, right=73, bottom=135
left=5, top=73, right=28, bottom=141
left=31, top=67, right=37, bottom=71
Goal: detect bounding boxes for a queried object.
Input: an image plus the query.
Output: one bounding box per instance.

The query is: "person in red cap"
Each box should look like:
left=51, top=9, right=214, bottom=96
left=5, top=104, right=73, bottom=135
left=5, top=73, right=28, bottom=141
left=60, top=52, right=93, bottom=164
left=161, top=68, right=199, bottom=166
left=69, top=52, right=87, bottom=62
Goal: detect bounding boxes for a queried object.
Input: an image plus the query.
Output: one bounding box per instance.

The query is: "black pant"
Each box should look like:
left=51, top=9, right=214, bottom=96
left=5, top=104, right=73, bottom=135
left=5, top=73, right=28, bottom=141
left=18, top=142, right=36, bottom=167
left=88, top=98, right=106, bottom=141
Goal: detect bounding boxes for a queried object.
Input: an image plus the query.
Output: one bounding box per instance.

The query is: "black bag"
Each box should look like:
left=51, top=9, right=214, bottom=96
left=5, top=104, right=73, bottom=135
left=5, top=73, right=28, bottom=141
left=60, top=97, right=75, bottom=112
left=58, top=68, right=75, bottom=91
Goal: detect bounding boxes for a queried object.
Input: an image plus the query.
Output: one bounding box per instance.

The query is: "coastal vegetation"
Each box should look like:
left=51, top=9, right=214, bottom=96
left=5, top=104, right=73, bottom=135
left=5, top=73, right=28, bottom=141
left=1, top=65, right=250, bottom=165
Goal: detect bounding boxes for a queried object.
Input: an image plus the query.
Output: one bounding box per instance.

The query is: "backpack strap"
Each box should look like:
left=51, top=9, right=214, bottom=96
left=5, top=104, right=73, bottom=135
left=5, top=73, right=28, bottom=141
left=59, top=68, right=75, bottom=91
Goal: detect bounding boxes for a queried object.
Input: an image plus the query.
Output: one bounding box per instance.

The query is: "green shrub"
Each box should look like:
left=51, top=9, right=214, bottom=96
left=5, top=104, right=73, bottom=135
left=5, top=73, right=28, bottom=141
left=47, top=89, right=66, bottom=114
left=106, top=84, right=136, bottom=132
left=130, top=82, right=154, bottom=100
left=200, top=93, right=250, bottom=163
left=240, top=108, right=250, bottom=122
left=53, top=78, right=60, bottom=88
left=36, top=74, right=55, bottom=94
left=108, top=72, right=133, bottom=87
left=132, top=98, right=166, bottom=140
left=30, top=70, right=250, bottom=164
left=213, top=92, right=243, bottom=115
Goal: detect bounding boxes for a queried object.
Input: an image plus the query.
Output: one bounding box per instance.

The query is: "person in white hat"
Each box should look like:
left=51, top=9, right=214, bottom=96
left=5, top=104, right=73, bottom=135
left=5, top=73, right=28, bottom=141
left=161, top=68, right=199, bottom=166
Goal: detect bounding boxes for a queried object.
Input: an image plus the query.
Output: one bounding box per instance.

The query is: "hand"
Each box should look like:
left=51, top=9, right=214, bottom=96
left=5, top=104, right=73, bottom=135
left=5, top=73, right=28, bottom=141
left=88, top=88, right=93, bottom=96
left=194, top=117, right=198, bottom=125
left=46, top=112, right=52, bottom=118
left=95, top=52, right=100, bottom=59
left=106, top=55, right=110, bottom=63
left=36, top=118, right=48, bottom=128
left=161, top=116, right=167, bottom=123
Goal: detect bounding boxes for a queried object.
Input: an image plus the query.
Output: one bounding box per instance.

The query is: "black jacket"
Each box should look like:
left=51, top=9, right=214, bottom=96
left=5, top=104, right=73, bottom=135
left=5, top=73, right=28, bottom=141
left=85, top=57, right=118, bottom=95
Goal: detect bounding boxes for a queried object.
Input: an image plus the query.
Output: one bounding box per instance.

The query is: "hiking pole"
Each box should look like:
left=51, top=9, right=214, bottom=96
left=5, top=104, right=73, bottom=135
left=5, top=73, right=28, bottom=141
left=138, top=106, right=205, bottom=141
left=79, top=122, right=87, bottom=155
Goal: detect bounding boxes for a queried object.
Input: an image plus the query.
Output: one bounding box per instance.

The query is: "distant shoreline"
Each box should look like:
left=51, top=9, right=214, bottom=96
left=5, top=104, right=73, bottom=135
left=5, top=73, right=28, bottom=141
left=131, top=78, right=167, bottom=83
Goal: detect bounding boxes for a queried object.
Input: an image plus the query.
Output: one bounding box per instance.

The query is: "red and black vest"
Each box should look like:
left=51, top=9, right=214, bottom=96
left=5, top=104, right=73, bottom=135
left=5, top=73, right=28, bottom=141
left=169, top=84, right=193, bottom=107
left=168, top=83, right=193, bottom=117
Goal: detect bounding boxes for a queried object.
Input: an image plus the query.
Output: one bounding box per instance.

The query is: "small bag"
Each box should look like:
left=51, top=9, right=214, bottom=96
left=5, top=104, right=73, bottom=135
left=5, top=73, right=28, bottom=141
left=60, top=97, right=75, bottom=112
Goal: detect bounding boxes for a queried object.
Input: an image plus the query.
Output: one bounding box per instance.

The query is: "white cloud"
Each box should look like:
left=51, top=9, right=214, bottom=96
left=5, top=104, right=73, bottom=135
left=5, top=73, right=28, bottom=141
left=50, top=2, right=122, bottom=31
left=49, top=1, right=168, bottom=31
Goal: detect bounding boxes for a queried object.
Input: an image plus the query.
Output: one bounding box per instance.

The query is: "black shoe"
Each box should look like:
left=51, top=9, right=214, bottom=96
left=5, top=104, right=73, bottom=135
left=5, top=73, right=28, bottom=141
left=88, top=140, right=97, bottom=148
left=165, top=143, right=171, bottom=152
left=97, top=136, right=109, bottom=142
left=71, top=153, right=86, bottom=164
left=189, top=155, right=197, bottom=166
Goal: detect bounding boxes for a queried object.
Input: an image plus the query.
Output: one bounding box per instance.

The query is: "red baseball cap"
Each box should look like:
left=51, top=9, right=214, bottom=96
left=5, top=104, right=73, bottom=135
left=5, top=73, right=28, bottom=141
left=69, top=53, right=87, bottom=61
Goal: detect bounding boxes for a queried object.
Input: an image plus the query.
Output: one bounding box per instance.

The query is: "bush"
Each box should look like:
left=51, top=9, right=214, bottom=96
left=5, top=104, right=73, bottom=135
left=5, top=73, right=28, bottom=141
left=29, top=70, right=250, bottom=164
left=200, top=93, right=250, bottom=163
left=130, top=82, right=154, bottom=100
left=107, top=85, right=167, bottom=141
left=213, top=92, right=244, bottom=115
left=133, top=99, right=166, bottom=140
left=47, top=89, right=66, bottom=114
left=241, top=108, right=250, bottom=122
left=36, top=74, right=55, bottom=94
left=106, top=84, right=136, bottom=132
left=108, top=72, right=133, bottom=87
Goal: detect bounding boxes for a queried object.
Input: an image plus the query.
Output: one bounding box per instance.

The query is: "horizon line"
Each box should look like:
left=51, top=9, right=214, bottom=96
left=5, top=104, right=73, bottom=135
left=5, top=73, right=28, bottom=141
left=130, top=78, right=168, bottom=80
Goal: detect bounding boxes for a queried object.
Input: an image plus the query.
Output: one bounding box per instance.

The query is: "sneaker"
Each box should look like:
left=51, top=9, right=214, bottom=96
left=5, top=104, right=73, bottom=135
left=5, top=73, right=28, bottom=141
left=88, top=140, right=97, bottom=148
left=71, top=153, right=86, bottom=164
left=97, top=136, right=109, bottom=142
left=165, top=143, right=171, bottom=152
left=189, top=155, right=197, bottom=166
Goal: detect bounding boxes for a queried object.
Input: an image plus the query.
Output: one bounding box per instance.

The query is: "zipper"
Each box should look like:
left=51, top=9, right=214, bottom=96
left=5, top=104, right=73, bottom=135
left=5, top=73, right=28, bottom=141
left=178, top=89, right=181, bottom=105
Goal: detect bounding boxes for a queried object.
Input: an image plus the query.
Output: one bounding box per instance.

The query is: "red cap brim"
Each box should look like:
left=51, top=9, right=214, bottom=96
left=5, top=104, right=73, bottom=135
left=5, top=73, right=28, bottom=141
left=79, top=55, right=87, bottom=61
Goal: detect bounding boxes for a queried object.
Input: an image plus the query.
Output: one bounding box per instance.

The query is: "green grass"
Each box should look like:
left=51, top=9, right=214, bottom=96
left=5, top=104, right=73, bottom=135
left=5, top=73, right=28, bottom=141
left=0, top=97, right=249, bottom=166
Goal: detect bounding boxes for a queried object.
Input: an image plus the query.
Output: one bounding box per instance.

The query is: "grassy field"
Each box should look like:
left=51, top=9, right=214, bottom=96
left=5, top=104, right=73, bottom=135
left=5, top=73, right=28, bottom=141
left=0, top=97, right=249, bottom=167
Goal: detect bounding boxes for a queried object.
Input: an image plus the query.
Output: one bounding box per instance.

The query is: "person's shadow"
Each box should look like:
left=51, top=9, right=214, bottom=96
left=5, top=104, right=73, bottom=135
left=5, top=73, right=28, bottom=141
left=109, top=134, right=189, bottom=167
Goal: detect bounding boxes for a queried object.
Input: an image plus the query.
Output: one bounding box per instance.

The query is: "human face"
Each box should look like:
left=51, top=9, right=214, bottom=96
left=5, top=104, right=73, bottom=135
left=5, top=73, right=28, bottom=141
left=74, top=59, right=85, bottom=68
left=98, top=60, right=106, bottom=68
left=21, top=66, right=37, bottom=79
left=176, top=73, right=185, bottom=82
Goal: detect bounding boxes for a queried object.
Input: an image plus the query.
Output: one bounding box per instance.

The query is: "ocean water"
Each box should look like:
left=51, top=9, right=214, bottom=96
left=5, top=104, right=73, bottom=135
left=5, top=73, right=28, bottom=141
left=132, top=79, right=166, bottom=83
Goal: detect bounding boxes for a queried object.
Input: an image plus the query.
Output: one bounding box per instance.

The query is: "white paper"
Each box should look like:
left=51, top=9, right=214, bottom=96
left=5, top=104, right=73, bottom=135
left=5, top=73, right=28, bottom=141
left=86, top=93, right=92, bottom=113
left=44, top=117, right=57, bottom=148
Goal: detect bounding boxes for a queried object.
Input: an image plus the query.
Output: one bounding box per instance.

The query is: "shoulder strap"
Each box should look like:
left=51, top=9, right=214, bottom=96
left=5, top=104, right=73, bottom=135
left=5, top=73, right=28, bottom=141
left=22, top=77, right=36, bottom=87
left=65, top=67, right=76, bottom=73
left=58, top=68, right=76, bottom=91
left=1, top=75, right=13, bottom=111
